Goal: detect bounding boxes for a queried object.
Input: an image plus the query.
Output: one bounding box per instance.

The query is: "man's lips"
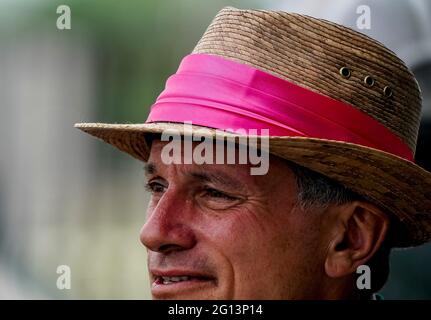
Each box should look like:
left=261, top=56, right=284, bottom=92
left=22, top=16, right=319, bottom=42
left=151, top=269, right=216, bottom=284
left=150, top=269, right=217, bottom=297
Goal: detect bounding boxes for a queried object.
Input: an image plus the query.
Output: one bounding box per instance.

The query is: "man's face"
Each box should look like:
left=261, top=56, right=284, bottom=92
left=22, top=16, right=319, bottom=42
left=140, top=140, right=328, bottom=299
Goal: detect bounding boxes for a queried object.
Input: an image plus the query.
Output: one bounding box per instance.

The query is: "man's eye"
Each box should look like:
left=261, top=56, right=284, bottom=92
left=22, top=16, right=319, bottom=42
left=203, top=187, right=237, bottom=201
left=145, top=181, right=166, bottom=194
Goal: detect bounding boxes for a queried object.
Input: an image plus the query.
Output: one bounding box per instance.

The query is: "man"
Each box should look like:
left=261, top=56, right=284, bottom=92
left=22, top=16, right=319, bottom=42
left=75, top=7, right=431, bottom=299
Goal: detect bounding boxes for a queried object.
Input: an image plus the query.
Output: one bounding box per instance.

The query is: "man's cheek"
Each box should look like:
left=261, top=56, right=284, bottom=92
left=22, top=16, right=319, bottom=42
left=208, top=218, right=269, bottom=268
left=205, top=214, right=262, bottom=250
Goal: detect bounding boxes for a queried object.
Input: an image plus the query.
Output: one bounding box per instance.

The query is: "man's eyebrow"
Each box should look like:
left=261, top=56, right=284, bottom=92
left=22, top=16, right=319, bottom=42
left=143, top=162, right=157, bottom=176
left=187, top=170, right=246, bottom=191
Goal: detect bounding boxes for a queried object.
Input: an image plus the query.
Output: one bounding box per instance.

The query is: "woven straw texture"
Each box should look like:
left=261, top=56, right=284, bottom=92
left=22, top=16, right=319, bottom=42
left=193, top=7, right=422, bottom=152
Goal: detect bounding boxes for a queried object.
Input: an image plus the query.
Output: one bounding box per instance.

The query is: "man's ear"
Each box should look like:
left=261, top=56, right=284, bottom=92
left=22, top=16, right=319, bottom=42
left=324, top=201, right=389, bottom=278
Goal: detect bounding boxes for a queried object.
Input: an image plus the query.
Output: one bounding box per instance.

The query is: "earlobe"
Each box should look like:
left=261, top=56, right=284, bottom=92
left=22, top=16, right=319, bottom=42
left=325, top=231, right=354, bottom=278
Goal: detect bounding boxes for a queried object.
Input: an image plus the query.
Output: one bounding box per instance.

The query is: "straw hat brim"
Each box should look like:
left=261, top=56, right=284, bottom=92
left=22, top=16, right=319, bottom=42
left=74, top=122, right=431, bottom=248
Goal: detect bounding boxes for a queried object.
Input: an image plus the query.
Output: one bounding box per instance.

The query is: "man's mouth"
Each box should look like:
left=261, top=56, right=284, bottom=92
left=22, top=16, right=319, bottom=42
left=151, top=271, right=217, bottom=298
left=154, top=275, right=214, bottom=285
left=160, top=276, right=189, bottom=285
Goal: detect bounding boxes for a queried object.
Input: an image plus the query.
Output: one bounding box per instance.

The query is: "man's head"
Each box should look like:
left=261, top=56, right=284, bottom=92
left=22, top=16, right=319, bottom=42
left=75, top=6, right=431, bottom=300
left=140, top=139, right=390, bottom=299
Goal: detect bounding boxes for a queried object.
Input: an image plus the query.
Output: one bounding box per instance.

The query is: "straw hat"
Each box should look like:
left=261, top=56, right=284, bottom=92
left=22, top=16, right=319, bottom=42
left=75, top=7, right=431, bottom=248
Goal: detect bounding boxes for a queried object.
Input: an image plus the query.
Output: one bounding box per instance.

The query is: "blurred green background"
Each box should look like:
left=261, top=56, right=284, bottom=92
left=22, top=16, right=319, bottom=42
left=0, top=0, right=430, bottom=299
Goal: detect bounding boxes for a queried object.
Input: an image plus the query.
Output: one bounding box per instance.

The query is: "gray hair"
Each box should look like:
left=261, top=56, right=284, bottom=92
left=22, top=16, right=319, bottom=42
left=288, top=160, right=362, bottom=210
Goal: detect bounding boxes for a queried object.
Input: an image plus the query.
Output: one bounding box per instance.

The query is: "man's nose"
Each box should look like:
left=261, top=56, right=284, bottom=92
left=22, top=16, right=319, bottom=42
left=139, top=189, right=196, bottom=254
